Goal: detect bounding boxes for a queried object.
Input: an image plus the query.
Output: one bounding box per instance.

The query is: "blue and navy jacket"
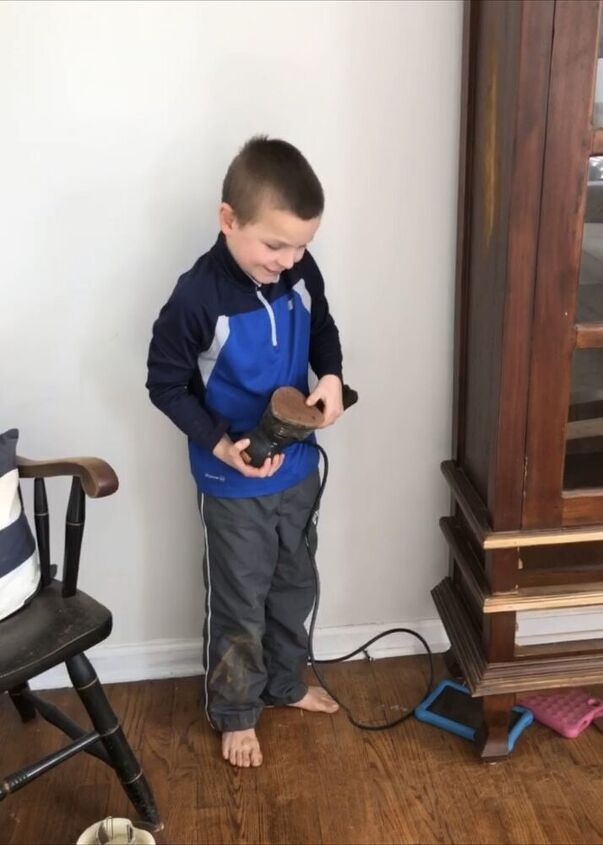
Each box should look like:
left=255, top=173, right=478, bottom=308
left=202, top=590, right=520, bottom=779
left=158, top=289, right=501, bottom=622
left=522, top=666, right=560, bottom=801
left=146, top=233, right=343, bottom=497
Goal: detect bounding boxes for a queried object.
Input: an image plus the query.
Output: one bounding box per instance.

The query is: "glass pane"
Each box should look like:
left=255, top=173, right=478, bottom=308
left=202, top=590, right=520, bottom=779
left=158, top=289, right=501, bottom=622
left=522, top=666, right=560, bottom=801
left=577, top=157, right=603, bottom=322
left=563, top=348, right=603, bottom=489
left=594, top=19, right=603, bottom=126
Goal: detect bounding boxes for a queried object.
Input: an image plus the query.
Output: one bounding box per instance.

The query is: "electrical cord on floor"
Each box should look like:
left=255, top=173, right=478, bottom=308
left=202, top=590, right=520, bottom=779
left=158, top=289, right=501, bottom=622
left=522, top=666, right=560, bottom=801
left=304, top=442, right=434, bottom=730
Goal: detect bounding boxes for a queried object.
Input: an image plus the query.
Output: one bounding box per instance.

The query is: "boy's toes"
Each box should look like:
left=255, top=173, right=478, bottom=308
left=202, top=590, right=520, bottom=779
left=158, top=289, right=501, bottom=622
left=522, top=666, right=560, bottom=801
left=251, top=746, right=263, bottom=767
left=222, top=729, right=262, bottom=768
left=288, top=686, right=339, bottom=714
left=320, top=694, right=339, bottom=713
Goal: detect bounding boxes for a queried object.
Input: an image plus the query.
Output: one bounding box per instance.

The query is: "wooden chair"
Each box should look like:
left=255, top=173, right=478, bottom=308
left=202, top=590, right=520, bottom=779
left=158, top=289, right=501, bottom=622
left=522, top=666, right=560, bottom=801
left=0, top=453, right=161, bottom=832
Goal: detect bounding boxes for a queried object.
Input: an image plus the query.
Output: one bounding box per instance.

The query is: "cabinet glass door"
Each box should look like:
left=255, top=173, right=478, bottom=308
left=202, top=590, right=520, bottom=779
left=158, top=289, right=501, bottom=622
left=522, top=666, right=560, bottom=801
left=522, top=0, right=603, bottom=527
left=563, top=155, right=603, bottom=493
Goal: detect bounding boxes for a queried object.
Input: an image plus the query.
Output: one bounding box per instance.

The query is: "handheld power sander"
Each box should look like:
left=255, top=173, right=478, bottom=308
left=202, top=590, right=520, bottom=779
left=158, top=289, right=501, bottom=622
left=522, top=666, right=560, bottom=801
left=240, top=383, right=359, bottom=467
left=239, top=383, right=434, bottom=731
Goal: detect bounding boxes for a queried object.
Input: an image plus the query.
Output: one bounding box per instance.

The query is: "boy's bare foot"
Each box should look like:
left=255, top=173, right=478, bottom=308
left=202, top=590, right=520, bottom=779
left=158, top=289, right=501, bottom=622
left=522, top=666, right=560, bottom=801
left=289, top=685, right=339, bottom=714
left=222, top=728, right=263, bottom=768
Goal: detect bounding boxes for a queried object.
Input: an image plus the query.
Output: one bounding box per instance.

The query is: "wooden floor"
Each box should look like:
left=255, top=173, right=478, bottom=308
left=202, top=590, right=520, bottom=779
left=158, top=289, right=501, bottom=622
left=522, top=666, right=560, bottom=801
left=2, top=655, right=603, bottom=845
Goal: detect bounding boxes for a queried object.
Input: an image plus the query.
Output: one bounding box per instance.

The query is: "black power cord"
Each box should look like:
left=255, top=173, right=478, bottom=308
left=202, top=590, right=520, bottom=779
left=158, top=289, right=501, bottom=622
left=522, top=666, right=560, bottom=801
left=304, top=443, right=434, bottom=730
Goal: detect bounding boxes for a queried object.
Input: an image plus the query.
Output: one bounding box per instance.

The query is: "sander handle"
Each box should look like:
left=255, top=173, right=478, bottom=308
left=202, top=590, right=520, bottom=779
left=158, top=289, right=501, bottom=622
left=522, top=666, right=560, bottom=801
left=342, top=383, right=358, bottom=410
left=239, top=383, right=358, bottom=468
left=315, top=383, right=358, bottom=415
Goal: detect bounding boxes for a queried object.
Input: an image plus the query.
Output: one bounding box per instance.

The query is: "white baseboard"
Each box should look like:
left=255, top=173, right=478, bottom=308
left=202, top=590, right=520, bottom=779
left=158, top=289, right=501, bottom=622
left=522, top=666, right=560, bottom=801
left=30, top=638, right=205, bottom=691
left=29, top=608, right=603, bottom=691
left=30, top=618, right=449, bottom=690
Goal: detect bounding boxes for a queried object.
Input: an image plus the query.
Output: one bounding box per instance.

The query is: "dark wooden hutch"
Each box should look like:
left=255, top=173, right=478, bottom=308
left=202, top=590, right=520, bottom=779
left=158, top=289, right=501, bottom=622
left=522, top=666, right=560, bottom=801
left=433, top=0, right=603, bottom=758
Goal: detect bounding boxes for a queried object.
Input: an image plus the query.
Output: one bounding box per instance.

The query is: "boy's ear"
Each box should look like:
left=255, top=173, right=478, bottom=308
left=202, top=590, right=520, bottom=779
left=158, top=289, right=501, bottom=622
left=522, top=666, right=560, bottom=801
left=219, top=202, right=237, bottom=235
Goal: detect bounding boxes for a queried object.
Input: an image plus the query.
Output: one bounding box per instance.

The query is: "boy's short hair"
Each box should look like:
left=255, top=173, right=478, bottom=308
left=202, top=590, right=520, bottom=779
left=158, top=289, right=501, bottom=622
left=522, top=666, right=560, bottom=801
left=222, top=136, right=324, bottom=225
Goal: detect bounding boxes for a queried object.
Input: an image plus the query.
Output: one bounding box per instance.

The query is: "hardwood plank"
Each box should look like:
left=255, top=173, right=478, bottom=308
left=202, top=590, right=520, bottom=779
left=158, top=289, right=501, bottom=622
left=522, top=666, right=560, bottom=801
left=4, top=660, right=603, bottom=843
left=367, top=655, right=457, bottom=844
left=312, top=662, right=381, bottom=845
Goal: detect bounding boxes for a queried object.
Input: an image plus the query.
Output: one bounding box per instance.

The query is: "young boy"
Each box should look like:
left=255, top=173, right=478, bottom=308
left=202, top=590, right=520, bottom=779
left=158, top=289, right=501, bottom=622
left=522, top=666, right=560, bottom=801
left=146, top=136, right=345, bottom=768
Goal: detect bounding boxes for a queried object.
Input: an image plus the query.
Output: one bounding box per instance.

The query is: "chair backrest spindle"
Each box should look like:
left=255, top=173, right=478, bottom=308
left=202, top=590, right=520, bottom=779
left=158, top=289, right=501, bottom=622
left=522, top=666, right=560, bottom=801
left=62, top=477, right=86, bottom=597
left=33, top=478, right=52, bottom=587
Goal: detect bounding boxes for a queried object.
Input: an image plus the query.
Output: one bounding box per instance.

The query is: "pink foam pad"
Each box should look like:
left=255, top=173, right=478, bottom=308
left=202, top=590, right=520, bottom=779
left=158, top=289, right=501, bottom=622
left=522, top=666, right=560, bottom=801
left=518, top=688, right=603, bottom=738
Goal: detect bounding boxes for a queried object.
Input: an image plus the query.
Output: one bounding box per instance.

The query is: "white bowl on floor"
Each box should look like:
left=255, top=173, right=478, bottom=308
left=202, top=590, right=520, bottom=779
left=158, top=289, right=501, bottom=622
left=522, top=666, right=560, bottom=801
left=76, top=817, right=156, bottom=845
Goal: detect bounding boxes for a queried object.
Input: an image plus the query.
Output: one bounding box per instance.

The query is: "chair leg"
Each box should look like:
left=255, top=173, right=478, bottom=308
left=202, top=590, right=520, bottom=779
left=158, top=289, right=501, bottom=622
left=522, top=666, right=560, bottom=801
left=9, top=683, right=37, bottom=723
left=66, top=653, right=161, bottom=831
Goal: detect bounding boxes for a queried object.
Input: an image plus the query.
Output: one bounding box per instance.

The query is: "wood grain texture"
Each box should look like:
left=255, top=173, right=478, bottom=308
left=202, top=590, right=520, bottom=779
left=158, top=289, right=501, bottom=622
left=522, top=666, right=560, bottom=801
left=442, top=461, right=603, bottom=547
left=487, top=0, right=554, bottom=531
left=433, top=576, right=603, bottom=695
left=17, top=456, right=118, bottom=499
left=562, top=490, right=603, bottom=526
left=451, top=0, right=477, bottom=468
left=439, top=0, right=603, bottom=780
left=575, top=323, right=603, bottom=348
left=2, top=659, right=603, bottom=844
left=461, top=0, right=520, bottom=503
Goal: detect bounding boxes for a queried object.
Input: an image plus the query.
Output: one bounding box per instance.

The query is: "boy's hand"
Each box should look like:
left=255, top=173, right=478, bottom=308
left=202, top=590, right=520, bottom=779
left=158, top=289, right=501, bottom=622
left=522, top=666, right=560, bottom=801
left=306, top=374, right=344, bottom=427
left=212, top=435, right=285, bottom=477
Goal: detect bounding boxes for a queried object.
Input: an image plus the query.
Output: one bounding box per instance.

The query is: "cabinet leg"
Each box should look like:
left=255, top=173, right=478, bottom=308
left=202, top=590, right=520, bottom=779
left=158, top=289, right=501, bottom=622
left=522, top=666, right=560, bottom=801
left=475, top=693, right=515, bottom=761
left=443, top=648, right=463, bottom=680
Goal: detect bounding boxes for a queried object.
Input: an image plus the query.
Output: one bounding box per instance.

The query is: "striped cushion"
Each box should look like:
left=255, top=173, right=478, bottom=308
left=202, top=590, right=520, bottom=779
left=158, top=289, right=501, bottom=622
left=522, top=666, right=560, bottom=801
left=0, top=429, right=40, bottom=620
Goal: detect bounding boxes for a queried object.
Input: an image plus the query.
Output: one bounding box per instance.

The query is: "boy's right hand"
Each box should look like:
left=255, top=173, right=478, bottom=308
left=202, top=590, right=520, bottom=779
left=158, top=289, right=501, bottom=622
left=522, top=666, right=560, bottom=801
left=212, top=436, right=284, bottom=477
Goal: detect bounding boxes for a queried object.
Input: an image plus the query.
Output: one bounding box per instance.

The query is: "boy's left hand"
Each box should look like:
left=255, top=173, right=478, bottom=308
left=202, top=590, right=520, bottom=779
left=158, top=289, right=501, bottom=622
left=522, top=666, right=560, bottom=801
left=306, top=374, right=343, bottom=427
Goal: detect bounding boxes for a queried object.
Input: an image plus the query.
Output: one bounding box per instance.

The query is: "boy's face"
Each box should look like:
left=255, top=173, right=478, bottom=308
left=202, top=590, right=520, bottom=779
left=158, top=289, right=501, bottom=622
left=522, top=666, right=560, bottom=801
left=219, top=201, right=321, bottom=284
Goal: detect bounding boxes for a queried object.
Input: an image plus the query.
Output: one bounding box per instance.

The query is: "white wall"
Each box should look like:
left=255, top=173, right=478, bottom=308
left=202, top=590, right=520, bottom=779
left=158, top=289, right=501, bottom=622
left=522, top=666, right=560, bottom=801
left=1, top=0, right=463, bottom=674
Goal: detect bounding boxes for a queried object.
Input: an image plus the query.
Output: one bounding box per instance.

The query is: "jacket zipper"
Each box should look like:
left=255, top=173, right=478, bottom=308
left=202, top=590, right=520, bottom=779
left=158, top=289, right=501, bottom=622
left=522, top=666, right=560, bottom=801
left=255, top=288, right=278, bottom=347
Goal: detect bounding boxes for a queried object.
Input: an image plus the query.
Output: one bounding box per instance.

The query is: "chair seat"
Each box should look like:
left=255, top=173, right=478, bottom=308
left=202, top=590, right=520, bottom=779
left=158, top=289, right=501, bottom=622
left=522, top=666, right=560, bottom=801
left=0, top=581, right=112, bottom=692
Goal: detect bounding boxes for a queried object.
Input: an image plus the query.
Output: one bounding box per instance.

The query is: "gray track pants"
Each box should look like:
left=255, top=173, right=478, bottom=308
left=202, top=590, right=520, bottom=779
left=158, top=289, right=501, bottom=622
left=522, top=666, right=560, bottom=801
left=198, top=470, right=320, bottom=732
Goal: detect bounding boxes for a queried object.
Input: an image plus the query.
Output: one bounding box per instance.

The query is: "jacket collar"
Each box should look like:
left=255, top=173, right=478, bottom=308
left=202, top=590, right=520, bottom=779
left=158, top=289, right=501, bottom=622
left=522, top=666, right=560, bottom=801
left=210, top=232, right=286, bottom=291
left=209, top=232, right=261, bottom=289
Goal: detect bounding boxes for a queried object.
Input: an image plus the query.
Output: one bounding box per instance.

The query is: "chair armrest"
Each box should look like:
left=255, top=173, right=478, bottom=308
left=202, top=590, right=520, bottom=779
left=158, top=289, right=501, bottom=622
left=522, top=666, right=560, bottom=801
left=16, top=456, right=119, bottom=498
